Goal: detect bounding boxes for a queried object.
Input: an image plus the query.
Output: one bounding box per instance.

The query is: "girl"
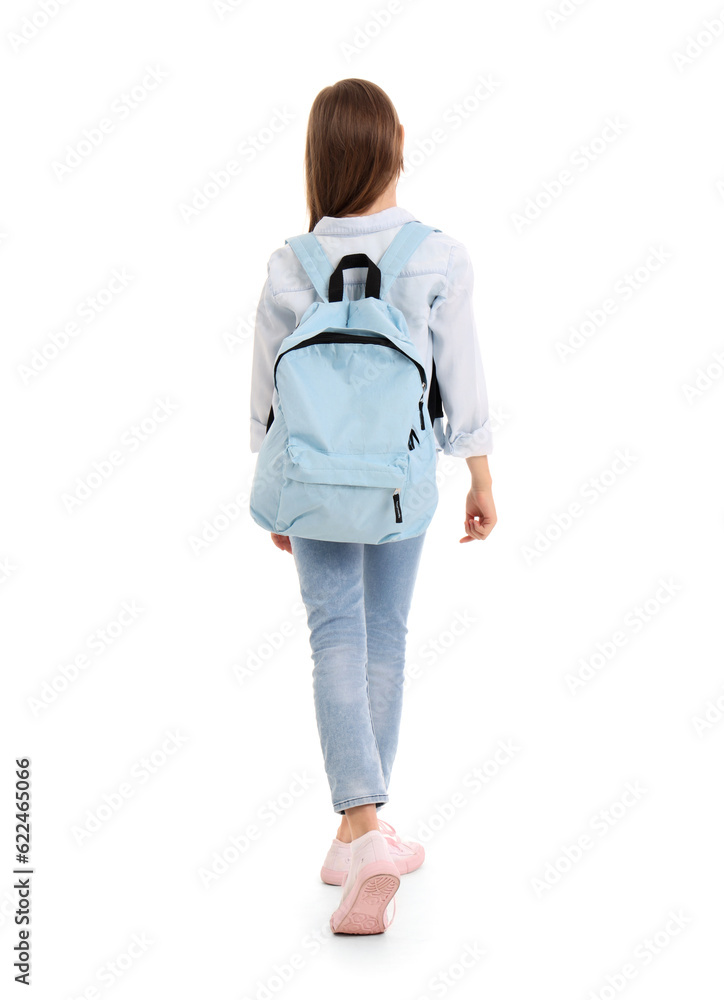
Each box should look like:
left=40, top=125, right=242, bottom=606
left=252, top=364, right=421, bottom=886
left=249, top=78, right=497, bottom=934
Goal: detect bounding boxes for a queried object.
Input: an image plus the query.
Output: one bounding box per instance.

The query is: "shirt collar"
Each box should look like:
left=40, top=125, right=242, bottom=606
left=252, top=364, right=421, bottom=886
left=313, top=205, right=417, bottom=235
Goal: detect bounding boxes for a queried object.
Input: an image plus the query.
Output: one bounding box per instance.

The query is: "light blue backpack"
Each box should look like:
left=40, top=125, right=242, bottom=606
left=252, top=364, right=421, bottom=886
left=249, top=219, right=441, bottom=544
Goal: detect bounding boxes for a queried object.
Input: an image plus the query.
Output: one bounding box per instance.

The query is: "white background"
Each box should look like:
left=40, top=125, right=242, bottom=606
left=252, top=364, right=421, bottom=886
left=2, top=0, right=723, bottom=997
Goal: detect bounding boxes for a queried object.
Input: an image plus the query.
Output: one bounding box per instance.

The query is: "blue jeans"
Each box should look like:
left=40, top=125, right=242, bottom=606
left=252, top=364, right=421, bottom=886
left=291, top=531, right=427, bottom=815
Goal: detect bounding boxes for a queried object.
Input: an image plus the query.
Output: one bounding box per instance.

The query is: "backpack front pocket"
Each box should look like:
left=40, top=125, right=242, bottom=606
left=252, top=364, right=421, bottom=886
left=275, top=444, right=410, bottom=542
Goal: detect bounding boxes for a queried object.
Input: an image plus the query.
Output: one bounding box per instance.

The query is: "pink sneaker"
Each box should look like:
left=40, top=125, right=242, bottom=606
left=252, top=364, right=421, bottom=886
left=321, top=819, right=425, bottom=886
left=329, top=830, right=400, bottom=935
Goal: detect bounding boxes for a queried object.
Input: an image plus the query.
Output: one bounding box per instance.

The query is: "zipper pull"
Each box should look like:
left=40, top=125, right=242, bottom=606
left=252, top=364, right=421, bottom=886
left=418, top=381, right=426, bottom=430
left=408, top=427, right=419, bottom=451
left=392, top=488, right=403, bottom=522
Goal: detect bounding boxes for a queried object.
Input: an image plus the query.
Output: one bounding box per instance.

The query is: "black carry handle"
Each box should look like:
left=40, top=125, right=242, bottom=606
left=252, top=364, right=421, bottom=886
left=328, top=253, right=381, bottom=302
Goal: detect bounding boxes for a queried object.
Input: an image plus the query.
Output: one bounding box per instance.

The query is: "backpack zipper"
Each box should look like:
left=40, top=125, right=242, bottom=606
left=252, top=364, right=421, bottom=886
left=273, top=332, right=428, bottom=394
left=392, top=488, right=403, bottom=522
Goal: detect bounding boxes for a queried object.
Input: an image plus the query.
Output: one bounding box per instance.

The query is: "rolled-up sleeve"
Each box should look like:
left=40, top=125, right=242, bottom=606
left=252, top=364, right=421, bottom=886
left=429, top=243, right=493, bottom=458
left=249, top=262, right=297, bottom=453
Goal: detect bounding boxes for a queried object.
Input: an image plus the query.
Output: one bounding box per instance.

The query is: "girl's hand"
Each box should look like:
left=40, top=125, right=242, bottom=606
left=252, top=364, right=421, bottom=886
left=460, top=486, right=497, bottom=543
left=271, top=533, right=293, bottom=554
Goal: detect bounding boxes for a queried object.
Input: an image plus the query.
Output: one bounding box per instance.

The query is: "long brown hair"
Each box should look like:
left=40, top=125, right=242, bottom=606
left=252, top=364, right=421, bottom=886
left=305, top=79, right=404, bottom=232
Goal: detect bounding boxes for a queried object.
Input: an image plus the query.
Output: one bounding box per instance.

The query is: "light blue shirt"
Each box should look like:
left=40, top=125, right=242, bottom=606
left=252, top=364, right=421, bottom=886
left=250, top=205, right=493, bottom=459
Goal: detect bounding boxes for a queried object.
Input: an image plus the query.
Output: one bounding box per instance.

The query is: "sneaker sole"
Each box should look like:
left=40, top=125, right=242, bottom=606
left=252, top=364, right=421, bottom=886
left=330, top=862, right=400, bottom=935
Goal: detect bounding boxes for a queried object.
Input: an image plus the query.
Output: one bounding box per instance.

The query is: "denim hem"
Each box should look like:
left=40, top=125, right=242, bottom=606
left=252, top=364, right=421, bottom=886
left=334, top=793, right=389, bottom=815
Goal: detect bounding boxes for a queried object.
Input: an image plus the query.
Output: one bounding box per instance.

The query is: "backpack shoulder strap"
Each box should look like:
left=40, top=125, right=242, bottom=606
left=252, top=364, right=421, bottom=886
left=377, top=220, right=441, bottom=299
left=285, top=233, right=333, bottom=302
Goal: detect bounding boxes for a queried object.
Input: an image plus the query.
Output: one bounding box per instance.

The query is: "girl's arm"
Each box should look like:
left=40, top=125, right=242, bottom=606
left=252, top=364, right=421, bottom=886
left=428, top=242, right=494, bottom=463
left=466, top=454, right=492, bottom=489
left=250, top=260, right=297, bottom=453
left=428, top=241, right=497, bottom=542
